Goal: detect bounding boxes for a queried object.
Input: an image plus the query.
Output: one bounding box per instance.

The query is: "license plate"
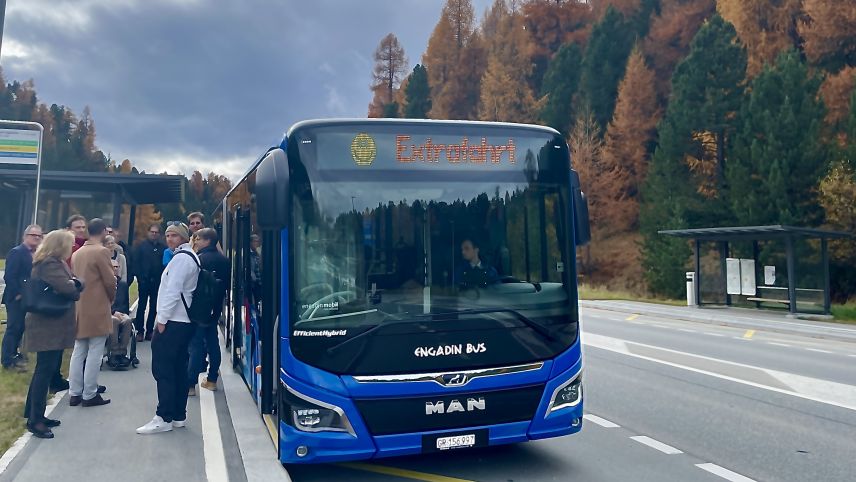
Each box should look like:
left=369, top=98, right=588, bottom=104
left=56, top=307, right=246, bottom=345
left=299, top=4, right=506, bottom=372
left=436, top=434, right=476, bottom=450
left=422, top=429, right=487, bottom=453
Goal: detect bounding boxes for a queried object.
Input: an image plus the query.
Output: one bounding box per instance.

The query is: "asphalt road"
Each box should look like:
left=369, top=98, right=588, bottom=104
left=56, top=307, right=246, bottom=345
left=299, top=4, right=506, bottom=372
left=2, top=304, right=854, bottom=481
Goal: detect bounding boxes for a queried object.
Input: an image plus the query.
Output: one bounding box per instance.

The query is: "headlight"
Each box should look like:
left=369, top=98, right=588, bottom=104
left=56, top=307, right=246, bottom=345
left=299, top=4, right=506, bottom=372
left=546, top=371, right=583, bottom=414
left=283, top=385, right=356, bottom=436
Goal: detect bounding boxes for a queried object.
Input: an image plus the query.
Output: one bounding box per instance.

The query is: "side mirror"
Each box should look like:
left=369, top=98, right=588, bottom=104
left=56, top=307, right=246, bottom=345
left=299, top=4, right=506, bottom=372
left=570, top=170, right=591, bottom=246
left=256, top=148, right=289, bottom=229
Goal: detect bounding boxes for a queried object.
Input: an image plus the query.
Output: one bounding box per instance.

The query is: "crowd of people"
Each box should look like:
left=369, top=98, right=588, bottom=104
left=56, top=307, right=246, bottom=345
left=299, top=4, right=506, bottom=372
left=1, top=211, right=230, bottom=439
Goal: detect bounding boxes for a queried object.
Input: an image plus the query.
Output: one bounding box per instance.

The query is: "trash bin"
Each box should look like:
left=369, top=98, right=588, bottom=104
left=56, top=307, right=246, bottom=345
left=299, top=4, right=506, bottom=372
left=686, top=272, right=696, bottom=306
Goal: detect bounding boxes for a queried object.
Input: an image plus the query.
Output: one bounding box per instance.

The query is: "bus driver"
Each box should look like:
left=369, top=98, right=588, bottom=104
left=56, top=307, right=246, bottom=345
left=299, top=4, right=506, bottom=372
left=456, top=238, right=499, bottom=289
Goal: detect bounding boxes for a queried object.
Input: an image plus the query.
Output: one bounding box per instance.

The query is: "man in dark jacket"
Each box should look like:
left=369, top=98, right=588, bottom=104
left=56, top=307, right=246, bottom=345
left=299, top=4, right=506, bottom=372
left=2, top=225, right=42, bottom=371
left=133, top=223, right=166, bottom=341
left=187, top=228, right=230, bottom=394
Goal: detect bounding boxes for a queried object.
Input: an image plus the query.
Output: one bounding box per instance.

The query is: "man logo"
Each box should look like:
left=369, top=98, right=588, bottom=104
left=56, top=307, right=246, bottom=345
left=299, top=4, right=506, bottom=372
left=441, top=373, right=469, bottom=387
left=351, top=133, right=376, bottom=166
left=425, top=398, right=486, bottom=415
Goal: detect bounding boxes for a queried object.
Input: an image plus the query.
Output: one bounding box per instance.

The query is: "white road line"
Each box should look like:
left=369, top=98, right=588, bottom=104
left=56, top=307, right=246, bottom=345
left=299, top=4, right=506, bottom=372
left=849, top=354, right=856, bottom=358
left=0, top=390, right=65, bottom=475
left=704, top=333, right=725, bottom=337
left=678, top=328, right=697, bottom=333
left=629, top=436, right=683, bottom=455
left=766, top=342, right=791, bottom=347
left=583, top=414, right=620, bottom=428
left=805, top=348, right=833, bottom=354
left=732, top=336, right=750, bottom=341
left=200, top=384, right=229, bottom=482
left=651, top=324, right=668, bottom=329
left=696, top=463, right=756, bottom=481
left=583, top=333, right=856, bottom=412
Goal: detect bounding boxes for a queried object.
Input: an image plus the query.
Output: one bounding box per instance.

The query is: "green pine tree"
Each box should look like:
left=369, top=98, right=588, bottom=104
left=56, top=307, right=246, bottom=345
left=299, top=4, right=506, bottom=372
left=383, top=102, right=400, bottom=118
left=578, top=6, right=636, bottom=132
left=404, top=64, right=432, bottom=118
left=539, top=43, right=582, bottom=137
left=728, top=49, right=829, bottom=226
left=640, top=14, right=747, bottom=297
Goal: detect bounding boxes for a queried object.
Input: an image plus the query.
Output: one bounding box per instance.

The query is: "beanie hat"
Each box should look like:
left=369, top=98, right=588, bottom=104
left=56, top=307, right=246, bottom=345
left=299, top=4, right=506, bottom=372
left=165, top=222, right=190, bottom=241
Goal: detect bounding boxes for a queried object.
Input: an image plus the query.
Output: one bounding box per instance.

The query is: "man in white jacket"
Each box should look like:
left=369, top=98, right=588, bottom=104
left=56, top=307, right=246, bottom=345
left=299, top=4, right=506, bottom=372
left=137, top=222, right=198, bottom=434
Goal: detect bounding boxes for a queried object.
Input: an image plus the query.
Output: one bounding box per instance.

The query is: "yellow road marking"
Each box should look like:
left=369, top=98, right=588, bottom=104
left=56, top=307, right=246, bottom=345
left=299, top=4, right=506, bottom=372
left=626, top=314, right=640, bottom=321
left=743, top=330, right=756, bottom=339
left=262, top=413, right=278, bottom=446
left=338, top=463, right=475, bottom=482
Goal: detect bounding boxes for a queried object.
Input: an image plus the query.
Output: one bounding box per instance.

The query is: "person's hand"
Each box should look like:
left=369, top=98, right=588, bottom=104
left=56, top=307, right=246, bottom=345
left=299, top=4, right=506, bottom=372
left=157, top=323, right=166, bottom=333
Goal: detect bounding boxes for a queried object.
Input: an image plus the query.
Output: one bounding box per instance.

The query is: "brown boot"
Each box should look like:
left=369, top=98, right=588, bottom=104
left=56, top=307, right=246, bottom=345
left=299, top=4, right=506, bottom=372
left=81, top=394, right=111, bottom=407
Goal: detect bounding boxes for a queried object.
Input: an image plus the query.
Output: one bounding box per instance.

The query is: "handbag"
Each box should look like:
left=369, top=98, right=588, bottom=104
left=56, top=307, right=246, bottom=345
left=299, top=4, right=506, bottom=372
left=21, top=277, right=74, bottom=316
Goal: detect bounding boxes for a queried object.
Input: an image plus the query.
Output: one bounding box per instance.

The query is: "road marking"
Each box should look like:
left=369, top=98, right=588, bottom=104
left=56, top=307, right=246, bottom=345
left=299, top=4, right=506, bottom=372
left=849, top=354, right=856, bottom=358
left=652, top=324, right=668, bottom=329
left=0, top=390, right=65, bottom=475
left=583, top=333, right=856, bottom=412
left=766, top=342, right=791, bottom=347
left=200, top=382, right=229, bottom=482
left=339, top=463, right=474, bottom=482
left=732, top=336, right=750, bottom=341
left=583, top=414, right=620, bottom=428
left=696, top=463, right=756, bottom=481
left=629, top=436, right=683, bottom=455
left=678, top=328, right=697, bottom=333
left=805, top=348, right=833, bottom=354
left=743, top=330, right=755, bottom=339
left=625, top=314, right=639, bottom=321
left=704, top=332, right=725, bottom=337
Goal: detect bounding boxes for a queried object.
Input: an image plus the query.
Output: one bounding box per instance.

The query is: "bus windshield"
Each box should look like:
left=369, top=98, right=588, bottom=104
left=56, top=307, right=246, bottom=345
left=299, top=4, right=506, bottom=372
left=289, top=125, right=579, bottom=374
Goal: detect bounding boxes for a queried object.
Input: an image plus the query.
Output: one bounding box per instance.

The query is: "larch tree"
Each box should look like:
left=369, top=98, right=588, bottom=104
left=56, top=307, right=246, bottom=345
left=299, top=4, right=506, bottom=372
left=600, top=49, right=661, bottom=232
left=423, top=0, right=478, bottom=119
left=521, top=0, right=594, bottom=91
left=539, top=42, right=583, bottom=137
left=577, top=6, right=637, bottom=132
left=819, top=66, right=856, bottom=135
left=728, top=50, right=828, bottom=227
left=717, top=0, right=804, bottom=76
left=642, top=0, right=716, bottom=103
left=569, top=110, right=607, bottom=229
left=479, top=3, right=540, bottom=123
left=368, top=33, right=407, bottom=118
left=800, top=0, right=856, bottom=73
left=403, top=64, right=432, bottom=118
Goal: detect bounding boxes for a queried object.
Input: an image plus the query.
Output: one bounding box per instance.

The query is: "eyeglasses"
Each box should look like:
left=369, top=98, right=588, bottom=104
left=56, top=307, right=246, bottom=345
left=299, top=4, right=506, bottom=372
left=26, top=233, right=43, bottom=238
left=166, top=221, right=187, bottom=227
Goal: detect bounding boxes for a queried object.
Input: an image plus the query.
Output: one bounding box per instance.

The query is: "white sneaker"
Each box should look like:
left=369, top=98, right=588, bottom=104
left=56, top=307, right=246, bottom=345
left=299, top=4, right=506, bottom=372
left=172, top=419, right=187, bottom=428
left=136, top=416, right=173, bottom=435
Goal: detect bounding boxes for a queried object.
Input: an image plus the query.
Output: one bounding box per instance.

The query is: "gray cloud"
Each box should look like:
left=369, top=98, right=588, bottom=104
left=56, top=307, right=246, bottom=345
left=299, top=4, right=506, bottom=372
left=2, top=0, right=493, bottom=180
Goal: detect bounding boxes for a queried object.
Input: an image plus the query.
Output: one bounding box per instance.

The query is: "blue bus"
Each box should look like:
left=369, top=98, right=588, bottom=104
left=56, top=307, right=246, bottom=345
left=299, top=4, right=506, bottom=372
left=217, top=119, right=591, bottom=464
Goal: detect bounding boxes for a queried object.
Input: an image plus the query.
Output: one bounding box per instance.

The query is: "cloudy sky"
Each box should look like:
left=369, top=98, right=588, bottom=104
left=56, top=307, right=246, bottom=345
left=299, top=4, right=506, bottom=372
left=2, top=0, right=493, bottom=180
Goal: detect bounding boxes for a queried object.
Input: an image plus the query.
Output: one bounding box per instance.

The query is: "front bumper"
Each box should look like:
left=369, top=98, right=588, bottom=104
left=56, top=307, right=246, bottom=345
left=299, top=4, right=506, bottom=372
left=278, top=362, right=583, bottom=464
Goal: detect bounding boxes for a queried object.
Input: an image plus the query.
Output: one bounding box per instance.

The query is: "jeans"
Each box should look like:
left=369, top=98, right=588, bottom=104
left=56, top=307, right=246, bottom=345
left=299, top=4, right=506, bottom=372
left=151, top=321, right=195, bottom=423
left=1, top=301, right=25, bottom=367
left=134, top=282, right=159, bottom=336
left=68, top=336, right=107, bottom=400
left=188, top=324, right=221, bottom=388
left=24, top=350, right=63, bottom=424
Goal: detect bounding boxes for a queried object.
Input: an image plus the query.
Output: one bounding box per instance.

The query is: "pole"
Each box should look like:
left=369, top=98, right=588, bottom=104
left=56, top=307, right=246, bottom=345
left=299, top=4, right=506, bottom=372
left=786, top=236, right=797, bottom=315
left=0, top=120, right=45, bottom=225
left=822, top=238, right=831, bottom=315
left=0, top=0, right=6, bottom=61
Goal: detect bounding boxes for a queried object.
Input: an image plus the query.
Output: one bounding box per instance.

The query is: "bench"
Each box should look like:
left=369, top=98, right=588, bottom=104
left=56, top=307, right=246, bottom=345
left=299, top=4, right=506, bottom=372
left=746, top=297, right=790, bottom=306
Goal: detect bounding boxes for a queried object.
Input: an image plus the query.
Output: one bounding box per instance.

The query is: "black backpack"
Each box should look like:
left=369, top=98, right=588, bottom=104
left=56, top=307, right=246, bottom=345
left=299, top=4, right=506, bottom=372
left=174, top=251, right=220, bottom=327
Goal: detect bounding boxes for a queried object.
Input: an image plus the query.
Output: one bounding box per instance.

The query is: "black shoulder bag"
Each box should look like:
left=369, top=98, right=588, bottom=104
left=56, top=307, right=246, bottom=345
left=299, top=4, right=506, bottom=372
left=22, top=278, right=74, bottom=317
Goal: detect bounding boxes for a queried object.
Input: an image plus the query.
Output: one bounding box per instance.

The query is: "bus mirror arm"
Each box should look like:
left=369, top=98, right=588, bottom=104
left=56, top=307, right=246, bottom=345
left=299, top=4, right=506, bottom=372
left=570, top=170, right=591, bottom=246
left=257, top=148, right=289, bottom=229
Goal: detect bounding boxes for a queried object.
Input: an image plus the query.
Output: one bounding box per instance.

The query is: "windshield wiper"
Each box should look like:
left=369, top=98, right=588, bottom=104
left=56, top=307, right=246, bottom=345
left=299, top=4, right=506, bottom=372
left=424, top=308, right=558, bottom=342
left=294, top=309, right=378, bottom=325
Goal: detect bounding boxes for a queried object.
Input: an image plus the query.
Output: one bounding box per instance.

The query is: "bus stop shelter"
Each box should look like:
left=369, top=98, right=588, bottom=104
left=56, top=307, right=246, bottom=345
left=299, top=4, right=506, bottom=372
left=1, top=168, right=184, bottom=246
left=659, top=225, right=852, bottom=316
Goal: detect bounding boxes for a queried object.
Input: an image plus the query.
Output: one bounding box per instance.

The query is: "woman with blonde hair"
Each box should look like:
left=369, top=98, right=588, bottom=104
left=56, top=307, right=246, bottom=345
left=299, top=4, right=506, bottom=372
left=22, top=230, right=84, bottom=439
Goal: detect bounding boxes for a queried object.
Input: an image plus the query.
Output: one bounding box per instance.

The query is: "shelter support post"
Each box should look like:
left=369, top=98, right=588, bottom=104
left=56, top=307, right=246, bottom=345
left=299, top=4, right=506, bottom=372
left=127, top=204, right=137, bottom=247
left=694, top=239, right=702, bottom=307
left=752, top=240, right=761, bottom=309
left=786, top=236, right=797, bottom=314
left=719, top=241, right=730, bottom=306
left=822, top=238, right=831, bottom=315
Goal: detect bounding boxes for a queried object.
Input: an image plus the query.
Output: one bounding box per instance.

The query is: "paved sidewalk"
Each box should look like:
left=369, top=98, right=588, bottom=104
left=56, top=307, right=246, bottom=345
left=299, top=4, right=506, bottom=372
left=581, top=300, right=856, bottom=343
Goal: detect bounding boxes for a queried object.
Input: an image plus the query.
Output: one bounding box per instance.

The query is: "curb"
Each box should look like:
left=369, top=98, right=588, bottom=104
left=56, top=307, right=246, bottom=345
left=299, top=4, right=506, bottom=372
left=580, top=301, right=856, bottom=344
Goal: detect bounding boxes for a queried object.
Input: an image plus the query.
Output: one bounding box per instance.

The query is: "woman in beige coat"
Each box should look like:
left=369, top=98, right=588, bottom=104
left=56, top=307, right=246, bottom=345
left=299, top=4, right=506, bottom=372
left=23, top=230, right=83, bottom=439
